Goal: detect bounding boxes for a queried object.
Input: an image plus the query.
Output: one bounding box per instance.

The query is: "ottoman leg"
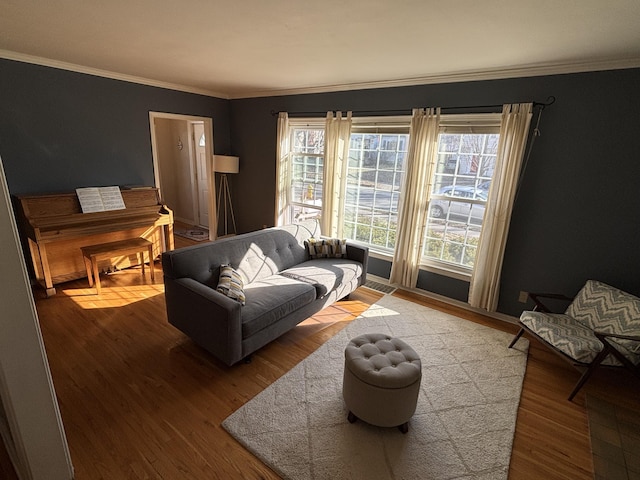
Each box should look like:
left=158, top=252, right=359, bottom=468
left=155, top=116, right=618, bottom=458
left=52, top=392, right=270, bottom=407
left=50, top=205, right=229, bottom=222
left=398, top=422, right=409, bottom=434
left=347, top=411, right=358, bottom=423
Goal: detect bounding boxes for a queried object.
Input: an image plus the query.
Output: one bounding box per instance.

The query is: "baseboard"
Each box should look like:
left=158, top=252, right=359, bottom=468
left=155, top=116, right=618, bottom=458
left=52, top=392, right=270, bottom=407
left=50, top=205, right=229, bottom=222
left=364, top=274, right=519, bottom=325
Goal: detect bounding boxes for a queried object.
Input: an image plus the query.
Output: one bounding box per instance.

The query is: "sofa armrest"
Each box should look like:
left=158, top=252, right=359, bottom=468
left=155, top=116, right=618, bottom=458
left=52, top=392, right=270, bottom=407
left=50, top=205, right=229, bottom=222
left=346, top=243, right=369, bottom=286
left=164, top=277, right=243, bottom=366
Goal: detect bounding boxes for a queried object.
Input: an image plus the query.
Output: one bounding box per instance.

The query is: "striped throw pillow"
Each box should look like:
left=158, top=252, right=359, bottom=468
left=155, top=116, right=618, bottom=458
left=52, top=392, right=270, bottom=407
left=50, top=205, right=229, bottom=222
left=216, top=265, right=246, bottom=305
left=305, top=237, right=347, bottom=259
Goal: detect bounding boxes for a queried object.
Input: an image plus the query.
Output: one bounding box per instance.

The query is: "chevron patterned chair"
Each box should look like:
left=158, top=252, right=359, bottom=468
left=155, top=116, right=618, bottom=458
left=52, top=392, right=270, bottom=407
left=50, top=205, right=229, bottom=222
left=508, top=279, right=640, bottom=400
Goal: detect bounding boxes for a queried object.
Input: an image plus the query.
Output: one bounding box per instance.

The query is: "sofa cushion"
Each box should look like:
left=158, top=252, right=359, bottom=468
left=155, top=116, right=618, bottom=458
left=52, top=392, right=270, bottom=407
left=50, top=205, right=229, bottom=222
left=565, top=280, right=640, bottom=334
left=564, top=279, right=640, bottom=362
left=161, top=219, right=321, bottom=287
left=520, top=311, right=621, bottom=366
left=241, top=275, right=317, bottom=338
left=280, top=259, right=363, bottom=299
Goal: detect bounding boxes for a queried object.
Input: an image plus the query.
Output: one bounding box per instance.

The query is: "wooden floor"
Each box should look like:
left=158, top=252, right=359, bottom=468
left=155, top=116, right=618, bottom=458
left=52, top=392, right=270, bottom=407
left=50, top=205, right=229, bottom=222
left=3, top=251, right=640, bottom=478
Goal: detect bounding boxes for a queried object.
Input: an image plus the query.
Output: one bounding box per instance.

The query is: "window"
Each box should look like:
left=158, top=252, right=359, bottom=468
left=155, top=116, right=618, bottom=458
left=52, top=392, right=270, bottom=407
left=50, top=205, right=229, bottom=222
left=287, top=121, right=325, bottom=223
left=344, top=121, right=409, bottom=252
left=277, top=113, right=501, bottom=277
left=423, top=127, right=500, bottom=271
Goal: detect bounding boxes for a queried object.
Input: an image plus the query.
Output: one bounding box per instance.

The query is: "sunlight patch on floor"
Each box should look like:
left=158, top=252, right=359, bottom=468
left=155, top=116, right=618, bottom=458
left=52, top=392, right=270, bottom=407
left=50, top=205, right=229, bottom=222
left=60, top=281, right=164, bottom=309
left=296, top=299, right=378, bottom=326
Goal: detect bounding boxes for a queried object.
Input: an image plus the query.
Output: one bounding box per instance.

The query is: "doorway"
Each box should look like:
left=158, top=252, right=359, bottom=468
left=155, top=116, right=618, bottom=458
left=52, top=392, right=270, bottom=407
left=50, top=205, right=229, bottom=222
left=192, top=122, right=209, bottom=228
left=149, top=112, right=216, bottom=239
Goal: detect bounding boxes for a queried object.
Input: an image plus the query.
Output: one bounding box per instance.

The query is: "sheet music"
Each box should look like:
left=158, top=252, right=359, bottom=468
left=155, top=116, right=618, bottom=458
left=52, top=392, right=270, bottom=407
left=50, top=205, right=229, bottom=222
left=98, top=186, right=126, bottom=211
left=76, top=186, right=126, bottom=213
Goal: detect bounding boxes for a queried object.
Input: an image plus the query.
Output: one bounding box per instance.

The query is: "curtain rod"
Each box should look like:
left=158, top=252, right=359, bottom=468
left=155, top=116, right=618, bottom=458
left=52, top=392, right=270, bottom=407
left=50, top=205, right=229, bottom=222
left=270, top=96, right=555, bottom=118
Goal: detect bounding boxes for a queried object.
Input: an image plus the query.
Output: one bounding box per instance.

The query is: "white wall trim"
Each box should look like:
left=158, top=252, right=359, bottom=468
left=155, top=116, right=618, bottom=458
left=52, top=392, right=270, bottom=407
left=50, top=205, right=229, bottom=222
left=230, top=58, right=640, bottom=99
left=0, top=49, right=229, bottom=99
left=3, top=48, right=639, bottom=100
left=0, top=155, right=74, bottom=479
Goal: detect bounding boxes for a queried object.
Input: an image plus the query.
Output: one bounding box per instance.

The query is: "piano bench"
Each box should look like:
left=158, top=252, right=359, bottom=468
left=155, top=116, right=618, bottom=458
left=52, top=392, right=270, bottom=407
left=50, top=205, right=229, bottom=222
left=81, top=237, right=154, bottom=294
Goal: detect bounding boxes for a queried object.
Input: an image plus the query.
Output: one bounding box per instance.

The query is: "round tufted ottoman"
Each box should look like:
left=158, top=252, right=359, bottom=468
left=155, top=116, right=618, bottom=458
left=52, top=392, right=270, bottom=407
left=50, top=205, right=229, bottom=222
left=342, top=333, right=422, bottom=433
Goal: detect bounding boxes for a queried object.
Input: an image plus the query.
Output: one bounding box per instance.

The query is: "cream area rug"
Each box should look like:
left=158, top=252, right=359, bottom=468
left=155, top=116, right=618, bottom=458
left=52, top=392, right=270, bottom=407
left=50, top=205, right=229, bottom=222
left=222, top=295, right=529, bottom=480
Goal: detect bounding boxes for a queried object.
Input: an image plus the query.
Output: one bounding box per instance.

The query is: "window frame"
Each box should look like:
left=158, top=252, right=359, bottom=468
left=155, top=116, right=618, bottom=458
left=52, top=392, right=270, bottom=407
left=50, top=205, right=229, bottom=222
left=343, top=116, right=411, bottom=254
left=285, top=118, right=327, bottom=224
left=277, top=112, right=503, bottom=281
left=420, top=113, right=502, bottom=278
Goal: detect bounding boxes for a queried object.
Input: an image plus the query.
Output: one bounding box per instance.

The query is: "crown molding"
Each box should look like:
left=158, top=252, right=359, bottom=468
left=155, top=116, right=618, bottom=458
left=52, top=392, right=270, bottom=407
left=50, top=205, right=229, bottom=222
left=2, top=49, right=639, bottom=101
left=0, top=49, right=230, bottom=99
left=229, top=57, right=640, bottom=99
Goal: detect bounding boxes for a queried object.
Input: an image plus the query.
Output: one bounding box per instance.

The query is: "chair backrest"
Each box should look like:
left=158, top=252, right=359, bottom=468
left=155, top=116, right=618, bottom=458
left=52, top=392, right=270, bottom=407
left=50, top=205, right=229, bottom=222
left=565, top=279, right=640, bottom=335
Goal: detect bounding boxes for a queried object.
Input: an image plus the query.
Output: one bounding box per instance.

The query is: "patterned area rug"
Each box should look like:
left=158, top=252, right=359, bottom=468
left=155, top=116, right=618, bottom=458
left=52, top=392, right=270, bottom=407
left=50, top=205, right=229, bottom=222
left=174, top=228, right=209, bottom=242
left=222, top=295, right=529, bottom=479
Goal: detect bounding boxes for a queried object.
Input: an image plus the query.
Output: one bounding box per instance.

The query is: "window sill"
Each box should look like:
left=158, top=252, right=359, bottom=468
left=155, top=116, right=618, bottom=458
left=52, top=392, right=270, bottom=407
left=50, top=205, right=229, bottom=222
left=419, top=261, right=472, bottom=282
left=367, top=248, right=394, bottom=262
left=363, top=247, right=472, bottom=282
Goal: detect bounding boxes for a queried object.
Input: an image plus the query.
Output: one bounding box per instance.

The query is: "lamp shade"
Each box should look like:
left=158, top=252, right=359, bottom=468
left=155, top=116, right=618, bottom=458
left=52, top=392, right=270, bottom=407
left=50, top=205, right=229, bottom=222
left=213, top=155, right=239, bottom=174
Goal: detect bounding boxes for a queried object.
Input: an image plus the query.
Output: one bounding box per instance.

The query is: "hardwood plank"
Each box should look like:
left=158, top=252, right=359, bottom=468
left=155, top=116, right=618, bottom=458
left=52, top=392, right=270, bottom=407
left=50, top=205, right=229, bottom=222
left=1, top=270, right=637, bottom=479
left=28, top=269, right=381, bottom=479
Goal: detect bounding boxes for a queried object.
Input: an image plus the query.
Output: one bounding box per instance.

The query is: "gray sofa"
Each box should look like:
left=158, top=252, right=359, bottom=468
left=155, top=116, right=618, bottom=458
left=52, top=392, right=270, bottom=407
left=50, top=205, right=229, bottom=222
left=161, top=220, right=368, bottom=366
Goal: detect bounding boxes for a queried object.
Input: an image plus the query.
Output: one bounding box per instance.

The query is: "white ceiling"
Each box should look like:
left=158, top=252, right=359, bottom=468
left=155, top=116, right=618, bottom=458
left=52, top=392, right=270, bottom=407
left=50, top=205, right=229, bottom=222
left=2, top=0, right=640, bottom=99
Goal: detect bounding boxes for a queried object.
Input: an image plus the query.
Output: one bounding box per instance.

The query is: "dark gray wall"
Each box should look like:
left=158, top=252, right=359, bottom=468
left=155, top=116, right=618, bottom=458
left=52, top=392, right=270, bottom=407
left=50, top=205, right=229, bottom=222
left=2, top=57, right=638, bottom=317
left=229, top=68, right=640, bottom=316
left=0, top=58, right=231, bottom=195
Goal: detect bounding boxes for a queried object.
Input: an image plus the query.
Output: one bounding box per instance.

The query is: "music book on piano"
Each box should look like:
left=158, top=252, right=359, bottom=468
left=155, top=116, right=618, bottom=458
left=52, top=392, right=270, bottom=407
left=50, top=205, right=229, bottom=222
left=76, top=186, right=126, bottom=213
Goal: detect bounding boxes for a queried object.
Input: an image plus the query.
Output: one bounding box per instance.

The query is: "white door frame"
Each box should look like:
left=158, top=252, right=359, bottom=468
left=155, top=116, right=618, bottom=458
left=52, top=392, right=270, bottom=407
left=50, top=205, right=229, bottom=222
left=0, top=154, right=74, bottom=479
left=190, top=122, right=209, bottom=228
left=149, top=112, right=217, bottom=240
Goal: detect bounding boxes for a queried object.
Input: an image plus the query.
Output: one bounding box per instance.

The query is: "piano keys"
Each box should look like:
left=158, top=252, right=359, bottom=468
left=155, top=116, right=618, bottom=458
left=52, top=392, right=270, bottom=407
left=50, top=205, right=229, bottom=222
left=14, top=187, right=174, bottom=296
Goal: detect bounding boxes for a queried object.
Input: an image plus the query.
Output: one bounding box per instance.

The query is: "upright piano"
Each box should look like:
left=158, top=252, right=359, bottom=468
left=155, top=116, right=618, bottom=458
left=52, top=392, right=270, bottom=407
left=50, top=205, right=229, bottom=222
left=14, top=187, right=174, bottom=296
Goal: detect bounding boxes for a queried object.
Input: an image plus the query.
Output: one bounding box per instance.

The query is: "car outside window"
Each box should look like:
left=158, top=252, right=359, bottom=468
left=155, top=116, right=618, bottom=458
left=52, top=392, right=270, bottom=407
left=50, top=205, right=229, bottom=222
left=423, top=130, right=499, bottom=270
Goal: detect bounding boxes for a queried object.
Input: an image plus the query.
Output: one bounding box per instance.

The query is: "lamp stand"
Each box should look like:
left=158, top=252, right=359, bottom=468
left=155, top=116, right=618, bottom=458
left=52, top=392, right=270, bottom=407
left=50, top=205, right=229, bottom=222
left=216, top=174, right=237, bottom=237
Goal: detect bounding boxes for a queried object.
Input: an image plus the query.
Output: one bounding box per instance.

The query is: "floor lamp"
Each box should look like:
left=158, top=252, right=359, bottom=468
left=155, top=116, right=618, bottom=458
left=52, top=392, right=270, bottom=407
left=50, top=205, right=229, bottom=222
left=214, top=155, right=239, bottom=237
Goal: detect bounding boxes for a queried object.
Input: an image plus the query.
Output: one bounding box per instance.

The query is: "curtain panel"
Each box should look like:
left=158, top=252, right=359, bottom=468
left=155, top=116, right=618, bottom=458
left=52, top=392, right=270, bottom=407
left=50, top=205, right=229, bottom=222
left=274, top=112, right=290, bottom=226
left=389, top=108, right=441, bottom=288
left=322, top=111, right=352, bottom=237
left=468, top=103, right=533, bottom=311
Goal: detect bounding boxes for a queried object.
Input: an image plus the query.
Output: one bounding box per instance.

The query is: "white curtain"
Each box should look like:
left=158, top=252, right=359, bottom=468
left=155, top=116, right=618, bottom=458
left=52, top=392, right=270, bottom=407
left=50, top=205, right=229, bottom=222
left=322, top=111, right=352, bottom=237
left=274, top=112, right=289, bottom=226
left=389, top=108, right=441, bottom=288
left=469, top=103, right=533, bottom=311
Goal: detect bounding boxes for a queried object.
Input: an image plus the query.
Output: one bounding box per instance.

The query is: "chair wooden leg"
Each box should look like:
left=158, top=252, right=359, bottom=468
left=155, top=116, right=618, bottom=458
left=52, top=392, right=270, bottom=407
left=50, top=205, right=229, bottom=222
left=568, top=344, right=611, bottom=401
left=508, top=328, right=525, bottom=348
